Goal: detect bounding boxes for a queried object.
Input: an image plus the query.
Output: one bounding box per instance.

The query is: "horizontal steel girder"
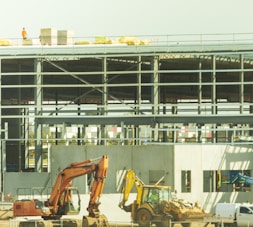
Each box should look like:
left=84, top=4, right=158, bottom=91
left=35, top=115, right=253, bottom=126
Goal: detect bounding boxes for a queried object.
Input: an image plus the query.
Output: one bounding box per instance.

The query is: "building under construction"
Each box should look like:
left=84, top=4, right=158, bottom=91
left=1, top=32, right=253, bottom=212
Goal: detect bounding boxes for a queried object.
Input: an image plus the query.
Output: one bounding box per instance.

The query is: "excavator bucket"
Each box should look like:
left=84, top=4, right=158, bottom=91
left=164, top=200, right=212, bottom=221
left=82, top=214, right=109, bottom=227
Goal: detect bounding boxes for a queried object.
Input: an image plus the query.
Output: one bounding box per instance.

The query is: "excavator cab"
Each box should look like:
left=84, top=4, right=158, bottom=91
left=142, top=186, right=173, bottom=213
left=14, top=187, right=81, bottom=217
left=142, top=187, right=172, bottom=203
left=56, top=186, right=81, bottom=216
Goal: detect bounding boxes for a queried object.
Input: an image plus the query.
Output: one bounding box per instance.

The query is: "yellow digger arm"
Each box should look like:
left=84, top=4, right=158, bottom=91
left=119, top=169, right=144, bottom=208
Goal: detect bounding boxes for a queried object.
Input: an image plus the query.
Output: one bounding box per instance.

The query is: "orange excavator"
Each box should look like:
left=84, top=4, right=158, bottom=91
left=13, top=155, right=109, bottom=226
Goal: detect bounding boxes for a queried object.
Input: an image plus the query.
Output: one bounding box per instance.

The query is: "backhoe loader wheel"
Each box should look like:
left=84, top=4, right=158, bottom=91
left=162, top=216, right=173, bottom=227
left=137, top=209, right=152, bottom=227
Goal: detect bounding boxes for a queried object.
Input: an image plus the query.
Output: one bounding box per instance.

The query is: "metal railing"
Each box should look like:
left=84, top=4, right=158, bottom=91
left=3, top=32, right=253, bottom=49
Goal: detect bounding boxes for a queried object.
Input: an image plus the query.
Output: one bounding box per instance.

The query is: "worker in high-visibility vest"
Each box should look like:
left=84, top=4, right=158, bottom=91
left=22, top=27, right=27, bottom=40
left=149, top=189, right=159, bottom=202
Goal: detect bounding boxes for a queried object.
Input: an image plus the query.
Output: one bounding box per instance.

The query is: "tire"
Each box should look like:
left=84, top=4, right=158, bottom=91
left=182, top=223, right=190, bottom=227
left=162, top=216, right=173, bottom=227
left=137, top=209, right=152, bottom=227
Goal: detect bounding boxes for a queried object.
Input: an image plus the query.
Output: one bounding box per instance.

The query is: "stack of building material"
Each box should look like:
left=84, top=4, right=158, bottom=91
left=93, top=36, right=112, bottom=44
left=57, top=30, right=74, bottom=45
left=118, top=36, right=137, bottom=45
left=0, top=39, right=12, bottom=46
left=40, top=28, right=57, bottom=45
left=22, top=39, right=33, bottom=46
left=75, top=40, right=90, bottom=45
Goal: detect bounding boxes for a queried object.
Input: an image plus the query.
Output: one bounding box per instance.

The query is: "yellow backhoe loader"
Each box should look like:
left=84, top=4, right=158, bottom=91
left=119, top=169, right=210, bottom=227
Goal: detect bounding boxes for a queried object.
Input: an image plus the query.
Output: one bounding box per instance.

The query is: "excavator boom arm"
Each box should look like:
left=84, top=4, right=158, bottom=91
left=87, top=155, right=108, bottom=216
left=47, top=155, right=109, bottom=215
left=119, top=169, right=144, bottom=209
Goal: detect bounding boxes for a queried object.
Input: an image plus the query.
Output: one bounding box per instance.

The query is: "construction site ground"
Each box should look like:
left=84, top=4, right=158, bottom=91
left=0, top=219, right=215, bottom=227
left=0, top=195, right=215, bottom=227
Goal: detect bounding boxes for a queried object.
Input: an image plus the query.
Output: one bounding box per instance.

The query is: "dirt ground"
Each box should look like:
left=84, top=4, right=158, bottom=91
left=0, top=195, right=214, bottom=227
left=0, top=220, right=9, bottom=227
left=0, top=219, right=215, bottom=227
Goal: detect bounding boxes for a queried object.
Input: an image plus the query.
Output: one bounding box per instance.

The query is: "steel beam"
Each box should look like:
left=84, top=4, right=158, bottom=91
left=35, top=115, right=253, bottom=125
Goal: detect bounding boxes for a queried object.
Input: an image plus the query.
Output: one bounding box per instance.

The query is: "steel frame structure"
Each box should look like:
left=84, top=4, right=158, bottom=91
left=1, top=39, right=253, bottom=172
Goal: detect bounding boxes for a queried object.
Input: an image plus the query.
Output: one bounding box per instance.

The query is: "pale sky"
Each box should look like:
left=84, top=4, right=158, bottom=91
left=1, top=0, right=253, bottom=40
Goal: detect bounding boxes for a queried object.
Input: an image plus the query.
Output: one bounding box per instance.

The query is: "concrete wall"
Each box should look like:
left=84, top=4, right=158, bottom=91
left=3, top=144, right=253, bottom=213
left=3, top=172, right=50, bottom=200
left=49, top=145, right=174, bottom=193
left=3, top=145, right=174, bottom=196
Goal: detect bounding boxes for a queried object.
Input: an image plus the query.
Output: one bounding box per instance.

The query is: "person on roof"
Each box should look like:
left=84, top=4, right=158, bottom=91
left=22, top=27, right=27, bottom=40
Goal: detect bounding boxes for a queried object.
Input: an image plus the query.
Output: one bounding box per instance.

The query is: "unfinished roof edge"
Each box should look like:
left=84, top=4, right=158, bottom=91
left=0, top=42, right=253, bottom=58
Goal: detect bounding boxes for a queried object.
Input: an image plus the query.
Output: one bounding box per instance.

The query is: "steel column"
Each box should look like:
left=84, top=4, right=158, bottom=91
left=240, top=54, right=244, bottom=114
left=136, top=56, right=142, bottom=145
left=212, top=56, right=217, bottom=143
left=151, top=56, right=159, bottom=141
left=34, top=59, right=43, bottom=172
left=0, top=58, right=2, bottom=198
left=100, top=57, right=108, bottom=145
